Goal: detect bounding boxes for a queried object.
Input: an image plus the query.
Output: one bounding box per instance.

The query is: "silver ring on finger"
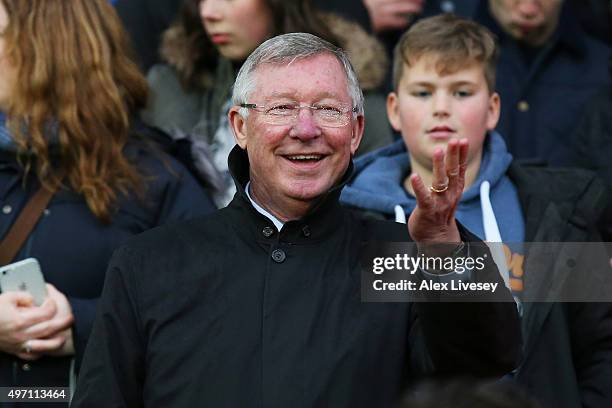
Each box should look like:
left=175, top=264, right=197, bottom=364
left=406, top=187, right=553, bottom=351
left=447, top=168, right=460, bottom=177
left=22, top=340, right=32, bottom=354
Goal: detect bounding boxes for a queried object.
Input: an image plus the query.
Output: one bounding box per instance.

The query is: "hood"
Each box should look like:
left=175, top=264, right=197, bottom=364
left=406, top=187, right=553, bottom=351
left=340, top=131, right=513, bottom=217
left=160, top=12, right=387, bottom=91
left=159, top=24, right=215, bottom=89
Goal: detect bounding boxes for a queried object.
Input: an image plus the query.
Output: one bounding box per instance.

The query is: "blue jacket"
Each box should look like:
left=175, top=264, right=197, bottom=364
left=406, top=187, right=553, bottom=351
left=471, top=0, right=611, bottom=165
left=340, top=132, right=524, bottom=245
left=0, top=137, right=215, bottom=398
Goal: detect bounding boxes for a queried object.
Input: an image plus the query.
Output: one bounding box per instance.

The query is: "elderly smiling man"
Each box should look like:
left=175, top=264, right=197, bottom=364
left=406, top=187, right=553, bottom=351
left=72, top=33, right=520, bottom=407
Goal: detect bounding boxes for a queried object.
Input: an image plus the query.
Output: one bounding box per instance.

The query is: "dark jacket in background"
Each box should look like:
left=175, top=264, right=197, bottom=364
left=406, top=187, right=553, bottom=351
left=0, top=137, right=215, bottom=407
left=508, top=164, right=612, bottom=408
left=72, top=146, right=520, bottom=408
left=571, top=86, right=612, bottom=192
left=472, top=0, right=611, bottom=165
left=569, top=0, right=612, bottom=46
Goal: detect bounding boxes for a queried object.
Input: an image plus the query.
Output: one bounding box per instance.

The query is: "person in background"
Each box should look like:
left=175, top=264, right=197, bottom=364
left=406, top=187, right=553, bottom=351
left=0, top=0, right=215, bottom=404
left=340, top=14, right=612, bottom=407
left=469, top=0, right=611, bottom=165
left=141, top=0, right=392, bottom=207
left=312, top=1, right=610, bottom=98
left=312, top=1, right=480, bottom=74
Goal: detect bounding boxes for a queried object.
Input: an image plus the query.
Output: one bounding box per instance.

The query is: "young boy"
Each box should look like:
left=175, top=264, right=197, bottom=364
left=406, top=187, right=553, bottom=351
left=341, top=14, right=612, bottom=408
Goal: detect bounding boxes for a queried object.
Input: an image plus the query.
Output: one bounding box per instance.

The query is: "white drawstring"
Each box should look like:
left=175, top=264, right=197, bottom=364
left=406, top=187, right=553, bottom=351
left=394, top=185, right=512, bottom=292
left=394, top=205, right=406, bottom=224
left=480, top=181, right=511, bottom=289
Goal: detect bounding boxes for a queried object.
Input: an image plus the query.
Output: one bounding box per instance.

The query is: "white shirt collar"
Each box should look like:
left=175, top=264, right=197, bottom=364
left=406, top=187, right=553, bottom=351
left=245, top=181, right=284, bottom=232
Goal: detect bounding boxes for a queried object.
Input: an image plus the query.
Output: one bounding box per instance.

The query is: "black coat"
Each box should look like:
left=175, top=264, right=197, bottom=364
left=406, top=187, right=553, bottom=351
left=72, top=146, right=520, bottom=407
left=508, top=163, right=612, bottom=408
left=571, top=86, right=612, bottom=192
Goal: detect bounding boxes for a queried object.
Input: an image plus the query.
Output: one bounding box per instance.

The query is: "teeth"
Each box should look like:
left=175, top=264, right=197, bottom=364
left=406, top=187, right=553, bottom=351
left=287, top=155, right=322, bottom=161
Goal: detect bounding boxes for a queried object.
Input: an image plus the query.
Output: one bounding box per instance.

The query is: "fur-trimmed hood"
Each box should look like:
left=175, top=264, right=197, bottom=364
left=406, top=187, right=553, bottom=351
left=159, top=12, right=388, bottom=91
left=319, top=13, right=388, bottom=90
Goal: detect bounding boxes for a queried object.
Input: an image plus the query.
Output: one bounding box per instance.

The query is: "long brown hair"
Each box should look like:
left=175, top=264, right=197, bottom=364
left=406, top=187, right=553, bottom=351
left=164, top=0, right=341, bottom=88
left=2, top=0, right=148, bottom=223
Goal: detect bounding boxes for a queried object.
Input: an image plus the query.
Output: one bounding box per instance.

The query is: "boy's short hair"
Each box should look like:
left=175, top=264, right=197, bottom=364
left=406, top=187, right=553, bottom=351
left=392, top=14, right=499, bottom=92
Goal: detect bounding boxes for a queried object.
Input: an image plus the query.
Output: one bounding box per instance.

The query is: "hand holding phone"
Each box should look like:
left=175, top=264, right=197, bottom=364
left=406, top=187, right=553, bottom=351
left=19, top=284, right=75, bottom=358
left=0, top=290, right=56, bottom=357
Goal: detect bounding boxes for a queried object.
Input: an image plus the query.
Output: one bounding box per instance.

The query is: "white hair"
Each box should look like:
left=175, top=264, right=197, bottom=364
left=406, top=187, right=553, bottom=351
left=231, top=32, right=364, bottom=118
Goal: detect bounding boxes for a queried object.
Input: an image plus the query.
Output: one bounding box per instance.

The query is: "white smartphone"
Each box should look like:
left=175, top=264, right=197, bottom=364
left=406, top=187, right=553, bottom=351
left=0, top=258, right=47, bottom=306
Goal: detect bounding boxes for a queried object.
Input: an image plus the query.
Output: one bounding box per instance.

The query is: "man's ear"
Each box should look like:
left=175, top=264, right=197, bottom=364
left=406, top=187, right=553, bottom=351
left=349, top=114, right=365, bottom=155
left=386, top=92, right=401, bottom=132
left=487, top=92, right=501, bottom=131
left=229, top=106, right=248, bottom=149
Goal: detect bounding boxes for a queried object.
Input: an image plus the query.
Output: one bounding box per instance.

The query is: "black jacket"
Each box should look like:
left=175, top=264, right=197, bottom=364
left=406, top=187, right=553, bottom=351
left=508, top=163, right=612, bottom=408
left=571, top=86, right=612, bottom=192
left=72, top=146, right=520, bottom=407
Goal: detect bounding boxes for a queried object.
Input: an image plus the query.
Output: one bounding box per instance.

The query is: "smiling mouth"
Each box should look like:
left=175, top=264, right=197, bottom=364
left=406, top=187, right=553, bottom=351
left=284, top=154, right=326, bottom=162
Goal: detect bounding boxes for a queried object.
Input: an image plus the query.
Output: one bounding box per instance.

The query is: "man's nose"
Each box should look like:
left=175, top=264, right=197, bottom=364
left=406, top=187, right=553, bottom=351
left=289, top=108, right=322, bottom=140
left=201, top=0, right=222, bottom=21
left=516, top=0, right=539, bottom=19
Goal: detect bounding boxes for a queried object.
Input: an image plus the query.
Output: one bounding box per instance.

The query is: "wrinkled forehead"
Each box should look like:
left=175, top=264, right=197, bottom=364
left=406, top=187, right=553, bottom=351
left=251, top=55, right=351, bottom=102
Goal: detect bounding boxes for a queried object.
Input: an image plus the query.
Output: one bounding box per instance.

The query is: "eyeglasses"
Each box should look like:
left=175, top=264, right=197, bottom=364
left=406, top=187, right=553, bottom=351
left=240, top=102, right=358, bottom=128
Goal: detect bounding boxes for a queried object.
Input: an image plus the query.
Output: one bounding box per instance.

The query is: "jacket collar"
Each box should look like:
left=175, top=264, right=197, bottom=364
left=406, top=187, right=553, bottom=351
left=226, top=145, right=354, bottom=243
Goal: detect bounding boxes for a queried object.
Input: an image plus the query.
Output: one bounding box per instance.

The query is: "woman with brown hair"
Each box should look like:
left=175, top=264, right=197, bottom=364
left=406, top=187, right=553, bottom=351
left=142, top=0, right=392, bottom=206
left=0, top=0, right=214, bottom=399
